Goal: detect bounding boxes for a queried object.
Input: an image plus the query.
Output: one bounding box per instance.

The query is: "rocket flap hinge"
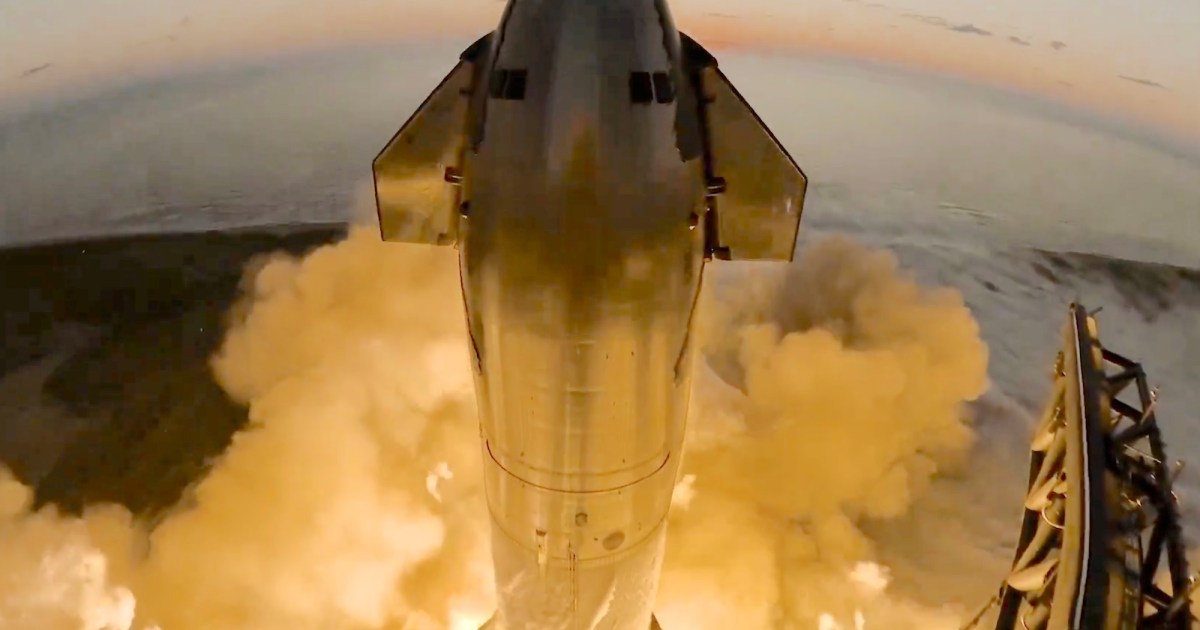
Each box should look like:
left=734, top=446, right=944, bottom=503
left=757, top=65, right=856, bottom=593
left=705, top=176, right=727, bottom=197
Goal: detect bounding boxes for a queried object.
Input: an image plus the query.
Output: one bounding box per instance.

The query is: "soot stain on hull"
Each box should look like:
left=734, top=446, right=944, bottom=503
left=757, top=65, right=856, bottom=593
left=0, top=224, right=345, bottom=517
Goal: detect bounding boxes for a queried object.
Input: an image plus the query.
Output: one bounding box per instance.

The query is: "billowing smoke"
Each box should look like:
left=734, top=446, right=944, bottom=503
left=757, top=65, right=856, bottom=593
left=658, top=236, right=989, bottom=628
left=0, top=217, right=989, bottom=628
left=0, top=227, right=496, bottom=630
left=0, top=474, right=142, bottom=630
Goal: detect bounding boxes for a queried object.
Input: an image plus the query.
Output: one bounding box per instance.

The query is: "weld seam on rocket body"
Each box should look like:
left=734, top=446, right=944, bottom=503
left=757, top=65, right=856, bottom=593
left=486, top=440, right=671, bottom=494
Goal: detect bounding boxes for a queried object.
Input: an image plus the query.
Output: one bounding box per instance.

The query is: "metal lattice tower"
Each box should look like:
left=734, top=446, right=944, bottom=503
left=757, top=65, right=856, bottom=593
left=970, top=304, right=1195, bottom=630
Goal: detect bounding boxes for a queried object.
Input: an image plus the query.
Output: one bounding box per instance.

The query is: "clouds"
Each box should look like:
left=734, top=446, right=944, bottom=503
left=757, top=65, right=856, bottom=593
left=1119, top=74, right=1168, bottom=90
left=899, top=11, right=1073, bottom=46
left=18, top=63, right=54, bottom=79
left=948, top=23, right=991, bottom=36
left=3, top=0, right=1196, bottom=145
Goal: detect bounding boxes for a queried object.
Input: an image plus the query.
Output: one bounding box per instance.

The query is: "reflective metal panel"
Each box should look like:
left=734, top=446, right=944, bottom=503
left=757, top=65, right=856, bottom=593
left=701, top=65, right=808, bottom=261
left=372, top=60, right=475, bottom=245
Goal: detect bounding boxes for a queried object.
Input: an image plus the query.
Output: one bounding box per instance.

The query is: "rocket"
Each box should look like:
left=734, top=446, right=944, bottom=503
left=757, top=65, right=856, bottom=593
left=372, top=1, right=807, bottom=628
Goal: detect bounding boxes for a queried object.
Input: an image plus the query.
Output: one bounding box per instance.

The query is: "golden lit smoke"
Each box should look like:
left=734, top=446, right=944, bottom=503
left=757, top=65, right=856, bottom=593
left=0, top=224, right=989, bottom=629
left=135, top=226, right=494, bottom=629
left=0, top=227, right=495, bottom=629
left=0, top=472, right=143, bottom=630
left=657, top=236, right=989, bottom=629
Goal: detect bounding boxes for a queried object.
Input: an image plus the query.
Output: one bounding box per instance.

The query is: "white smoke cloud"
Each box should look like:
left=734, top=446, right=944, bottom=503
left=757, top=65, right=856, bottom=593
left=0, top=225, right=991, bottom=629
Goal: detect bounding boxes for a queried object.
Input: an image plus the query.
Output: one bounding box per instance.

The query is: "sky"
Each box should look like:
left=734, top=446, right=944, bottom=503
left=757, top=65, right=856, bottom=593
left=0, top=0, right=1197, bottom=142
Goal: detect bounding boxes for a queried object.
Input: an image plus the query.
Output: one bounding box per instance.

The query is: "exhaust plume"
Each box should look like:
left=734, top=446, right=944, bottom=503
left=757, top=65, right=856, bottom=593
left=0, top=220, right=990, bottom=628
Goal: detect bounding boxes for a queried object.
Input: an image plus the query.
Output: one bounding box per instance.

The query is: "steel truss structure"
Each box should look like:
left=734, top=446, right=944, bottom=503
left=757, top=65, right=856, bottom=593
left=973, top=304, right=1194, bottom=630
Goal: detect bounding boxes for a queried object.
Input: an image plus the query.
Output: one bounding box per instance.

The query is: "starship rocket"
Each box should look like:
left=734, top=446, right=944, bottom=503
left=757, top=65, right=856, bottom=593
left=372, top=1, right=807, bottom=627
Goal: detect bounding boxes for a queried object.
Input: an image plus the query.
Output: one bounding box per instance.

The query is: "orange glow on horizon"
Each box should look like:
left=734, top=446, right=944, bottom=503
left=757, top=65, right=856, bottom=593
left=5, top=3, right=1193, bottom=146
left=399, top=6, right=1196, bottom=144
left=677, top=11, right=1199, bottom=144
